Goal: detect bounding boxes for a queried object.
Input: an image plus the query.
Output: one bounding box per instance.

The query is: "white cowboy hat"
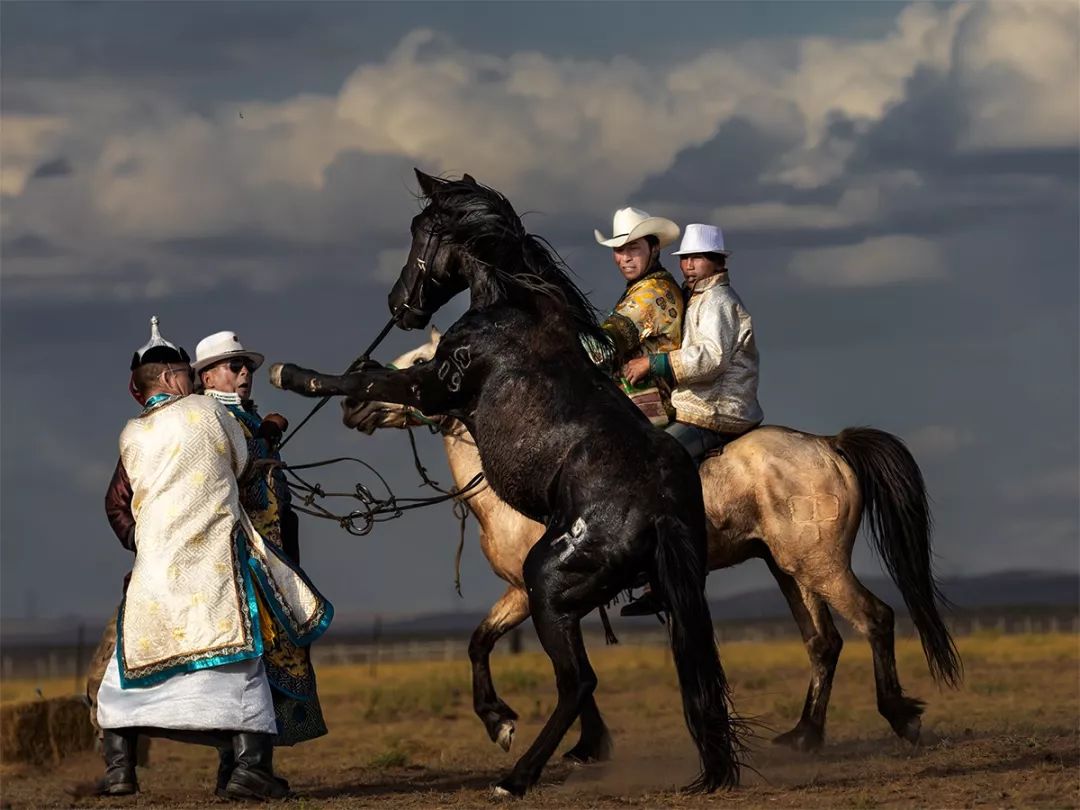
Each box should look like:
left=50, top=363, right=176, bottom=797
left=594, top=206, right=680, bottom=249
left=193, top=331, right=265, bottom=373
left=672, top=223, right=730, bottom=256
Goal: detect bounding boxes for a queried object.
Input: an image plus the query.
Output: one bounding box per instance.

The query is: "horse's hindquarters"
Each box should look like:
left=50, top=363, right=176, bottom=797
left=700, top=427, right=862, bottom=574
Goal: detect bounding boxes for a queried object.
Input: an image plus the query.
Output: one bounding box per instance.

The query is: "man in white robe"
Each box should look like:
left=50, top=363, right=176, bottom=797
left=95, top=319, right=332, bottom=799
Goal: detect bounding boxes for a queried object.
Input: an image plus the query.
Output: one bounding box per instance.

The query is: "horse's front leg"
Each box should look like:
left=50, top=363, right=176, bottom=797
left=469, top=586, right=530, bottom=752
left=269, top=362, right=446, bottom=416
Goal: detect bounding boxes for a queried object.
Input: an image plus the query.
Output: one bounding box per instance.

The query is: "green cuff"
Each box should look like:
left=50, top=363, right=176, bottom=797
left=649, top=353, right=673, bottom=384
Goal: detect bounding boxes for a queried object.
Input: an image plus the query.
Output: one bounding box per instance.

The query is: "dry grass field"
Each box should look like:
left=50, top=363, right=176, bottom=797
left=2, top=632, right=1077, bottom=808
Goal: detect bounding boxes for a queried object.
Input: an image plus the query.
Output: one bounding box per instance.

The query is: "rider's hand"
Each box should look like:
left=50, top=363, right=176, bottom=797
left=258, top=413, right=289, bottom=442
left=622, top=356, right=651, bottom=386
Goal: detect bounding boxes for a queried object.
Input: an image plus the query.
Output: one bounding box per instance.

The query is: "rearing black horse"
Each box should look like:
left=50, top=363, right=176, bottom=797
left=270, top=170, right=743, bottom=797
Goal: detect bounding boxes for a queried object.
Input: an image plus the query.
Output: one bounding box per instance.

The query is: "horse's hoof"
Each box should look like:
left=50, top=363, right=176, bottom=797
left=495, top=720, right=515, bottom=752
left=901, top=716, right=922, bottom=745
left=563, top=749, right=590, bottom=765
left=563, top=735, right=613, bottom=764
left=492, top=785, right=518, bottom=800
left=268, top=363, right=285, bottom=389
left=772, top=727, right=822, bottom=752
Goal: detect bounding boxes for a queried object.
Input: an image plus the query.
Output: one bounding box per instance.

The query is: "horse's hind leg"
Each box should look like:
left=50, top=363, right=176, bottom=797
left=766, top=557, right=842, bottom=752
left=469, top=585, right=530, bottom=751
left=496, top=604, right=597, bottom=796
left=563, top=693, right=613, bottom=764
left=822, top=570, right=924, bottom=744
left=495, top=539, right=605, bottom=797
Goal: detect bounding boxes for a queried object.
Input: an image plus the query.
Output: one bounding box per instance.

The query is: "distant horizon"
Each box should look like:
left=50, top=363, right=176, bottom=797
left=3, top=567, right=1075, bottom=631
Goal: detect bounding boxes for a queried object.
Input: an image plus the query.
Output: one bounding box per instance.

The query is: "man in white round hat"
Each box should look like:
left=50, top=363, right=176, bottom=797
left=593, top=206, right=684, bottom=426
left=624, top=223, right=763, bottom=456
left=621, top=223, right=763, bottom=616
left=195, top=331, right=328, bottom=782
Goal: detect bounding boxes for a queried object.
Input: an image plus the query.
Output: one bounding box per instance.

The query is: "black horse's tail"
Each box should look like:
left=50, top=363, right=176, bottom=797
left=653, top=514, right=744, bottom=792
left=833, top=427, right=963, bottom=687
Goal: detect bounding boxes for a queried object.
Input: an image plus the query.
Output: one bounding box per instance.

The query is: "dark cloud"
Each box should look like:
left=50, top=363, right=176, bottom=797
left=30, top=157, right=73, bottom=179
left=1, top=233, right=64, bottom=259
left=0, top=2, right=901, bottom=96
left=852, top=65, right=1080, bottom=181
left=636, top=115, right=805, bottom=207
left=157, top=230, right=358, bottom=262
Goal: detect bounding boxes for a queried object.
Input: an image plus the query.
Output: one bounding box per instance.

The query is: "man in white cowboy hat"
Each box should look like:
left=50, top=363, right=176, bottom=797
left=93, top=318, right=332, bottom=800
left=593, top=206, right=684, bottom=426
left=621, top=224, right=762, bottom=616
left=195, top=330, right=328, bottom=781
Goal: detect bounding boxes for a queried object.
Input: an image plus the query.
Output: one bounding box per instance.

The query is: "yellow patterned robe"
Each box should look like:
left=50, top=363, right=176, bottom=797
left=600, top=268, right=684, bottom=425
left=116, top=394, right=331, bottom=688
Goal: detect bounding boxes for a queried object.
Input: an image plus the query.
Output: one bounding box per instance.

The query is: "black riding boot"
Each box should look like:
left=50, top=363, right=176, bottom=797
left=224, top=732, right=291, bottom=800
left=215, top=746, right=235, bottom=798
left=620, top=587, right=666, bottom=617
left=95, top=729, right=139, bottom=796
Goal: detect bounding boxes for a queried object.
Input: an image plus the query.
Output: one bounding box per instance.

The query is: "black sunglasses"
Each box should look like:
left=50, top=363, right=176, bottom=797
left=217, top=358, right=256, bottom=374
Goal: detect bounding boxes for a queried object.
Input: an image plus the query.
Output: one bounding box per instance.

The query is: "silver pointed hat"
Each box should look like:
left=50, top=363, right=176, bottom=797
left=130, top=315, right=190, bottom=370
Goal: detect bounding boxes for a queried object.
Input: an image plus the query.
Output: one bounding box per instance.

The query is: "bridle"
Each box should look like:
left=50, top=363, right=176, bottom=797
left=392, top=225, right=443, bottom=326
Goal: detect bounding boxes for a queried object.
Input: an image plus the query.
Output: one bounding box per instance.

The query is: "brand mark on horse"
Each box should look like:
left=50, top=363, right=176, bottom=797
left=556, top=517, right=588, bottom=562
left=438, top=343, right=472, bottom=393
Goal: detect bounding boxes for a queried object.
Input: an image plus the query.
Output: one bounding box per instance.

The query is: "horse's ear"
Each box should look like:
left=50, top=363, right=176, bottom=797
left=429, top=325, right=442, bottom=344
left=462, top=173, right=476, bottom=185
left=414, top=168, right=441, bottom=197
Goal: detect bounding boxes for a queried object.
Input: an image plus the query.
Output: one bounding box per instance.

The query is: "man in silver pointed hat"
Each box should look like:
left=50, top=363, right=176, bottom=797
left=91, top=317, right=333, bottom=800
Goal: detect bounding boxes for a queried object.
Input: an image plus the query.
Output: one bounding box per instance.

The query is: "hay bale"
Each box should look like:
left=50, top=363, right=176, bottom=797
left=1, top=696, right=95, bottom=764
left=0, top=700, right=51, bottom=764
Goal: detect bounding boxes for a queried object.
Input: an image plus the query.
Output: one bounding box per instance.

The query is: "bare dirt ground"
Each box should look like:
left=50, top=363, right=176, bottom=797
left=2, top=633, right=1077, bottom=808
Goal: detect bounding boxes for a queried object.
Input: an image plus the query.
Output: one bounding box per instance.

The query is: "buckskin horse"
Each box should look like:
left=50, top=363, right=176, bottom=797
left=271, top=171, right=744, bottom=796
left=347, top=328, right=962, bottom=754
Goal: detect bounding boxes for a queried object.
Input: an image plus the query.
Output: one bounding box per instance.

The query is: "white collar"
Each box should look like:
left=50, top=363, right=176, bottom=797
left=204, top=389, right=242, bottom=406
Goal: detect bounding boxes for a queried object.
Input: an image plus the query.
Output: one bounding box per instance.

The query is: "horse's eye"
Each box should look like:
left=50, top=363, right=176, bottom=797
left=412, top=357, right=426, bottom=366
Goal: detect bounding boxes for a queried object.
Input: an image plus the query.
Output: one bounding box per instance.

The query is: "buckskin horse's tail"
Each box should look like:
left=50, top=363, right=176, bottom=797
left=833, top=427, right=963, bottom=687
left=653, top=514, right=745, bottom=792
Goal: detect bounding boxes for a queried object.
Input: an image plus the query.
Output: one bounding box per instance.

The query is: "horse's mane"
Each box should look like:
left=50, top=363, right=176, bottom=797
left=423, top=178, right=606, bottom=344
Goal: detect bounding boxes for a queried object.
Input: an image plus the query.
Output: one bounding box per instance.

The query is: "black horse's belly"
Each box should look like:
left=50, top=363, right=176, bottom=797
left=467, top=376, right=591, bottom=522
left=467, top=371, right=670, bottom=527
left=471, top=409, right=562, bottom=522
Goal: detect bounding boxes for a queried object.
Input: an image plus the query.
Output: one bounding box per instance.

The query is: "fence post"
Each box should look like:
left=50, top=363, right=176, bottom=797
left=73, top=624, right=86, bottom=695
left=370, top=615, right=382, bottom=676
